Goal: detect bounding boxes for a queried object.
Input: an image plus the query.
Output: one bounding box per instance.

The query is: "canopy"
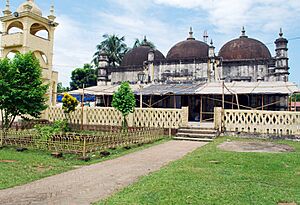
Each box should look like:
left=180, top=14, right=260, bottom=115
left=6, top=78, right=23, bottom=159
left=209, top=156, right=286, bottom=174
left=67, top=82, right=300, bottom=96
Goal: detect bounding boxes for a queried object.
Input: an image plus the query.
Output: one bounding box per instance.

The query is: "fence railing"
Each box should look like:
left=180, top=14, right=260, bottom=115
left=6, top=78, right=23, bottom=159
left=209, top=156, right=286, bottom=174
left=44, top=106, right=189, bottom=129
left=0, top=128, right=165, bottom=157
left=214, top=108, right=300, bottom=135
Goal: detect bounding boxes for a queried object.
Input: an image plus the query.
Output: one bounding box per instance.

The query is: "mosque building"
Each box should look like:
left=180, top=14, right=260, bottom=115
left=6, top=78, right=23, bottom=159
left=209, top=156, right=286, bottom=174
left=94, top=27, right=298, bottom=122
left=98, top=27, right=289, bottom=85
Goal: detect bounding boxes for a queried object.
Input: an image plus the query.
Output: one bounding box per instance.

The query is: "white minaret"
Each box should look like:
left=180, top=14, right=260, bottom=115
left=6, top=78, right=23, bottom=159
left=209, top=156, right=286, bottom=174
left=274, top=28, right=289, bottom=82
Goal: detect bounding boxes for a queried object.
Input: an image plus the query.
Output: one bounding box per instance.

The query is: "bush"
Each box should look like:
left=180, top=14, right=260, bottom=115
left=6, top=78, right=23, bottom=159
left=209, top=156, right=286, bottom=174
left=35, top=120, right=69, bottom=141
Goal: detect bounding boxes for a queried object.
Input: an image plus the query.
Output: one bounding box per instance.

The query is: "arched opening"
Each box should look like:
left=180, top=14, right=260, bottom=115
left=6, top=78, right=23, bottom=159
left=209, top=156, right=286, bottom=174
left=6, top=50, right=20, bottom=59
left=34, top=51, right=48, bottom=65
left=7, top=21, right=24, bottom=34
left=30, top=23, right=49, bottom=40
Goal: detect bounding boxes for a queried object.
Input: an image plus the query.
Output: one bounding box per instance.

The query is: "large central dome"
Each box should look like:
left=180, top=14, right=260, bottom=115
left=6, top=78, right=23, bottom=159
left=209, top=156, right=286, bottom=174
left=219, top=29, right=271, bottom=61
left=167, top=28, right=209, bottom=61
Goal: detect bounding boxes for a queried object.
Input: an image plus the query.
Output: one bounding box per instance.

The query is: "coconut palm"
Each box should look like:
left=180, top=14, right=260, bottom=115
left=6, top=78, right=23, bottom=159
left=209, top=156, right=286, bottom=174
left=133, top=37, right=156, bottom=49
left=93, top=34, right=129, bottom=67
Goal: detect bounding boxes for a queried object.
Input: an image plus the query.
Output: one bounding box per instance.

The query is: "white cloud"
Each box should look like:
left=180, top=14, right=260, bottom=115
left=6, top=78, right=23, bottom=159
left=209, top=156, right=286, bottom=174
left=53, top=15, right=97, bottom=87
left=153, top=0, right=300, bottom=34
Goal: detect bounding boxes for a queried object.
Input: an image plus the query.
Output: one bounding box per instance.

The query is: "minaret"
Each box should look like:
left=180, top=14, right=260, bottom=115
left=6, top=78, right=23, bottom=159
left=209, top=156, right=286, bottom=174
left=209, top=39, right=215, bottom=58
left=97, top=51, right=109, bottom=85
left=2, top=0, right=12, bottom=16
left=48, top=4, right=56, bottom=21
left=0, top=0, right=59, bottom=105
left=274, top=28, right=289, bottom=82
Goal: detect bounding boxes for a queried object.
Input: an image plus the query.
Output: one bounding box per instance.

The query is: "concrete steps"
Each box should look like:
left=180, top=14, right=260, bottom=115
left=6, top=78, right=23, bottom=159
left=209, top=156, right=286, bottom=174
left=174, top=126, right=219, bottom=142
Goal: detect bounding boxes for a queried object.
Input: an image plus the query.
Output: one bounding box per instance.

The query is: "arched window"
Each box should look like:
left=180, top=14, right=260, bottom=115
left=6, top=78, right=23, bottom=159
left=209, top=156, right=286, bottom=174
left=6, top=50, right=20, bottom=59
left=7, top=21, right=24, bottom=34
left=30, top=23, right=49, bottom=40
left=34, top=51, right=48, bottom=65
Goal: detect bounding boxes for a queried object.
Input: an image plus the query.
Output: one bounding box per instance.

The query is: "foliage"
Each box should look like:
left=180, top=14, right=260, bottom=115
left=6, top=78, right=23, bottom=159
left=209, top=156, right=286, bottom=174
left=57, top=82, right=69, bottom=93
left=99, top=138, right=300, bottom=205
left=133, top=37, right=156, bottom=49
left=0, top=52, right=48, bottom=131
left=112, top=82, right=136, bottom=128
left=291, top=93, right=300, bottom=102
left=92, top=34, right=129, bottom=67
left=70, top=64, right=97, bottom=90
left=62, top=93, right=79, bottom=114
left=35, top=120, right=69, bottom=141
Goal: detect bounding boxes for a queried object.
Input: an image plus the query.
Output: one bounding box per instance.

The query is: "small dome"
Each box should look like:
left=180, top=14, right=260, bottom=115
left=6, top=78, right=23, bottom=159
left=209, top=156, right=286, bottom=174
left=17, top=0, right=42, bottom=16
left=121, top=45, right=165, bottom=67
left=219, top=30, right=271, bottom=61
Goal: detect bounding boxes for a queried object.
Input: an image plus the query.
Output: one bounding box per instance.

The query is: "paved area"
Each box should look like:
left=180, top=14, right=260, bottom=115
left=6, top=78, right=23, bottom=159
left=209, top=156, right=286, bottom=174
left=0, top=140, right=207, bottom=205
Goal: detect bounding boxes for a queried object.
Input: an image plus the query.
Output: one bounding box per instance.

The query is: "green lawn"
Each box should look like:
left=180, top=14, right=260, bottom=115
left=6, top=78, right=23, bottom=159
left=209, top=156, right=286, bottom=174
left=0, top=138, right=168, bottom=190
left=99, top=138, right=300, bottom=205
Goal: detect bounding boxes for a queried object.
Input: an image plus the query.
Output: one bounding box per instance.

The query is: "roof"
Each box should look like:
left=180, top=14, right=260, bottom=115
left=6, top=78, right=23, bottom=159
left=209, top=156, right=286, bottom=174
left=142, top=82, right=299, bottom=95
left=219, top=36, right=271, bottom=61
left=68, top=84, right=144, bottom=95
left=166, top=39, right=209, bottom=61
left=195, top=82, right=299, bottom=95
left=68, top=82, right=300, bottom=96
left=121, top=46, right=165, bottom=67
left=140, top=84, right=201, bottom=95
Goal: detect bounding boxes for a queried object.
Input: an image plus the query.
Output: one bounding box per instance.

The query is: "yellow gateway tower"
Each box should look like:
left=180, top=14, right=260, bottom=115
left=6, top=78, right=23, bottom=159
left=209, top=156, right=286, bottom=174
left=0, top=0, right=59, bottom=105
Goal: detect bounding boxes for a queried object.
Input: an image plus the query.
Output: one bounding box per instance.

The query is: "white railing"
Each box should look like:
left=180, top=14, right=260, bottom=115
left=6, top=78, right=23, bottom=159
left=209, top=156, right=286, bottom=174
left=45, top=106, right=189, bottom=129
left=215, top=108, right=300, bottom=135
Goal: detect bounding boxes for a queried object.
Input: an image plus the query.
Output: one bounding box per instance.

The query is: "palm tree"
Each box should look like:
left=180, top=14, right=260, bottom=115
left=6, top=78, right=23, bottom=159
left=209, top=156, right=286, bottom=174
left=133, top=36, right=156, bottom=49
left=93, top=34, right=129, bottom=67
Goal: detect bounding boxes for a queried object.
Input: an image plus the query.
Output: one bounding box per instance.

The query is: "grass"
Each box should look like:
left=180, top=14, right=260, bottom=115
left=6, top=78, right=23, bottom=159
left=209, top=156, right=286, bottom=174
left=0, top=137, right=169, bottom=190
left=99, top=137, right=300, bottom=205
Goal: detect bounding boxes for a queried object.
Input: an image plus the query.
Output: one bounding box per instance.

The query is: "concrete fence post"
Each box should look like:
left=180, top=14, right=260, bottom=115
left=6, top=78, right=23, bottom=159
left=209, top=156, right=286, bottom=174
left=181, top=106, right=189, bottom=127
left=127, top=113, right=134, bottom=127
left=214, top=107, right=223, bottom=132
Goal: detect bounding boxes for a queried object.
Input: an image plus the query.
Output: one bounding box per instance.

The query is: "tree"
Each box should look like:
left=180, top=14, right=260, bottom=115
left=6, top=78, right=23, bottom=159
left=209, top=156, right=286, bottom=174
left=92, top=34, right=129, bottom=67
left=0, top=52, right=48, bottom=131
left=57, top=82, right=69, bottom=93
left=112, top=82, right=136, bottom=129
left=133, top=37, right=156, bottom=49
left=62, top=93, right=79, bottom=125
left=70, top=64, right=97, bottom=90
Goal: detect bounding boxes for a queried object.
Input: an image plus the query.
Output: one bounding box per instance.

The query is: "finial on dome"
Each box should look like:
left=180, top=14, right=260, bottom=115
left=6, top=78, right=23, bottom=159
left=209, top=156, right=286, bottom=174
left=279, top=28, right=283, bottom=37
left=210, top=39, right=213, bottom=46
left=187, top=27, right=195, bottom=40
left=240, top=26, right=248, bottom=38
left=203, top=30, right=208, bottom=43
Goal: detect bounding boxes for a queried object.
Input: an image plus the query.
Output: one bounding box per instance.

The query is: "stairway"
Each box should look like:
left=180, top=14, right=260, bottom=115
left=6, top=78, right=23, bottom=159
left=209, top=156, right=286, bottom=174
left=174, top=123, right=219, bottom=142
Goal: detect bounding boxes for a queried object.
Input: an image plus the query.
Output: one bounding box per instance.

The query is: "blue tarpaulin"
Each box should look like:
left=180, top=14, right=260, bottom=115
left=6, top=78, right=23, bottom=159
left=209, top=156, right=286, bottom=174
left=57, top=94, right=96, bottom=103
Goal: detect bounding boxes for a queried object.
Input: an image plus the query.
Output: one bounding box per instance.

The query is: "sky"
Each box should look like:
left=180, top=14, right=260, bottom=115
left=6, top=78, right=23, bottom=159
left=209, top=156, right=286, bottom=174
left=1, top=0, right=300, bottom=87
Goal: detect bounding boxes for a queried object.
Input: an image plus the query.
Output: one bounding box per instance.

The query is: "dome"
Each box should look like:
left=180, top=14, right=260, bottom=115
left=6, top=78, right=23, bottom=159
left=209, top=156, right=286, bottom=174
left=167, top=28, right=209, bottom=60
left=219, top=30, right=271, bottom=61
left=121, top=45, right=165, bottom=67
left=17, top=0, right=42, bottom=16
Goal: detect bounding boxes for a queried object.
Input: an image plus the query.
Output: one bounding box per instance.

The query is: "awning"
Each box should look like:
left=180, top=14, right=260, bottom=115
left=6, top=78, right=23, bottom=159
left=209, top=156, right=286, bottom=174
left=67, top=84, right=144, bottom=95
left=195, top=82, right=300, bottom=95
left=67, top=82, right=300, bottom=96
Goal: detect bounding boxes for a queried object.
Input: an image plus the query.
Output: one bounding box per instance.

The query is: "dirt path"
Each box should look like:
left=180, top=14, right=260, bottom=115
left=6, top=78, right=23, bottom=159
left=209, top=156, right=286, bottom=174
left=0, top=140, right=207, bottom=205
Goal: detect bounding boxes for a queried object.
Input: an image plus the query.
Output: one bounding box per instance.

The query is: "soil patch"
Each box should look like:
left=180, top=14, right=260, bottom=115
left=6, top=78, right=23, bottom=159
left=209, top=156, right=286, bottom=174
left=0, top=160, right=17, bottom=163
left=218, top=141, right=294, bottom=153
